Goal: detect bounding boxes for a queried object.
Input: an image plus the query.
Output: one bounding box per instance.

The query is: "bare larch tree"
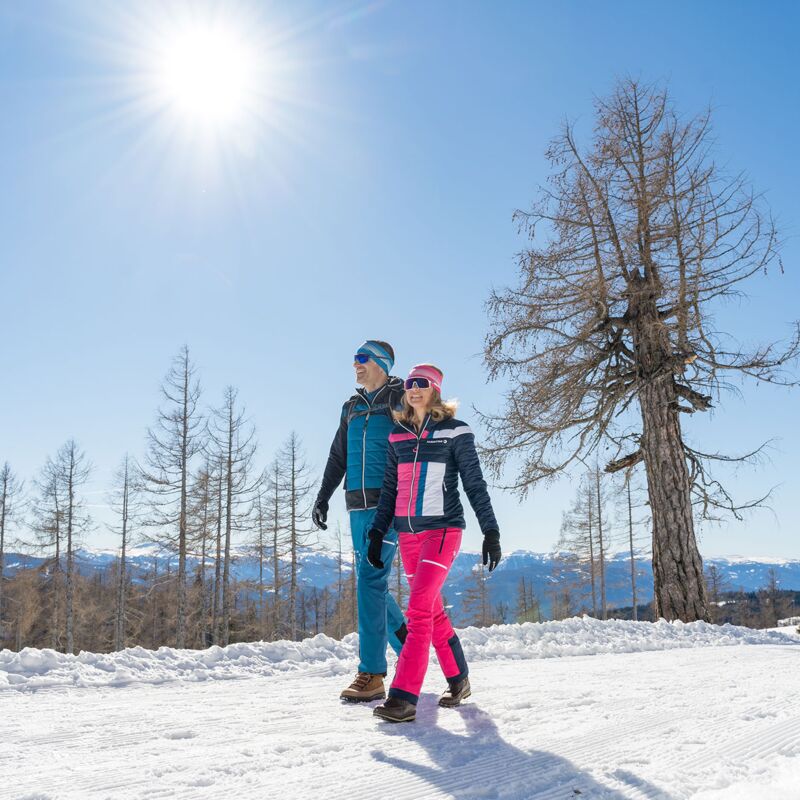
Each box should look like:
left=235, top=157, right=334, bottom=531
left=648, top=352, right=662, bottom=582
left=109, top=454, right=139, bottom=651
left=251, top=478, right=270, bottom=639
left=515, top=575, right=541, bottom=623
left=275, top=432, right=314, bottom=640
left=462, top=563, right=492, bottom=627
left=704, top=563, right=731, bottom=624
left=206, top=386, right=258, bottom=646
left=556, top=476, right=599, bottom=617
left=264, top=457, right=288, bottom=639
left=189, top=460, right=217, bottom=647
left=53, top=440, right=92, bottom=654
left=615, top=469, right=650, bottom=621
left=31, top=460, right=63, bottom=649
left=211, top=456, right=224, bottom=643
left=140, top=346, right=204, bottom=648
left=592, top=467, right=610, bottom=620
left=0, top=462, right=25, bottom=641
left=334, top=523, right=345, bottom=639
left=483, top=79, right=799, bottom=621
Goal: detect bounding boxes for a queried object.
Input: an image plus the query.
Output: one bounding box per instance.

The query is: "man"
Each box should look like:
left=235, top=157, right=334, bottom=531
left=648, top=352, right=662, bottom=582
left=313, top=340, right=408, bottom=702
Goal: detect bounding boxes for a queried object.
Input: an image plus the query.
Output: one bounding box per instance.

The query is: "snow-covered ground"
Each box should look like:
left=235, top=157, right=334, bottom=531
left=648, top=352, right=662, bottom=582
left=1, top=618, right=799, bottom=799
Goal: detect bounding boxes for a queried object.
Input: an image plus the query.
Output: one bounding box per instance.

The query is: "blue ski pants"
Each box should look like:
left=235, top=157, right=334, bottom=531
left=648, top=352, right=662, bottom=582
left=350, top=508, right=406, bottom=674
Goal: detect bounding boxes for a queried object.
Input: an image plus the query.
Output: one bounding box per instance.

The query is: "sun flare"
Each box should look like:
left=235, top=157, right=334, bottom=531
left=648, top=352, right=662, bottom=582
left=153, top=21, right=260, bottom=131
left=88, top=2, right=312, bottom=187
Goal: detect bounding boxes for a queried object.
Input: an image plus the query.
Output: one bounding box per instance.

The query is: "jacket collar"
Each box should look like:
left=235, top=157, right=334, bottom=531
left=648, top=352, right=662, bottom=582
left=354, top=375, right=403, bottom=404
left=398, top=413, right=432, bottom=438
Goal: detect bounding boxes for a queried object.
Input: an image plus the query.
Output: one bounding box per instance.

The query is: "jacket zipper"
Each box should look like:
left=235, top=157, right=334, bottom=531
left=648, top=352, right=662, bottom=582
left=360, top=384, right=387, bottom=509
left=405, top=415, right=430, bottom=532
left=361, top=410, right=369, bottom=508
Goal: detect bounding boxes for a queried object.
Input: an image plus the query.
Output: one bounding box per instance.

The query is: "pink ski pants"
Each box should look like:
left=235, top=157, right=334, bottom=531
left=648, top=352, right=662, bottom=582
left=388, top=528, right=469, bottom=704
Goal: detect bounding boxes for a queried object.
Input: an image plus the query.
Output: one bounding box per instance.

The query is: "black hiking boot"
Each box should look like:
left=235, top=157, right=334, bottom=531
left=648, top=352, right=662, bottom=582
left=439, top=676, right=471, bottom=707
left=373, top=696, right=416, bottom=723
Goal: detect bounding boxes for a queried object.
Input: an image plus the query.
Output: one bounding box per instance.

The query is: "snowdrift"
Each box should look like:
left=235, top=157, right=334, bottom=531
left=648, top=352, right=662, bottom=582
left=2, top=616, right=796, bottom=693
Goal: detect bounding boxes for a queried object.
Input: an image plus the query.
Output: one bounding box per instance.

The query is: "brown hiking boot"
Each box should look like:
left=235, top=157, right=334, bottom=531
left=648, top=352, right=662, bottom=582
left=340, top=672, right=386, bottom=703
left=439, top=677, right=471, bottom=707
left=373, top=697, right=416, bottom=723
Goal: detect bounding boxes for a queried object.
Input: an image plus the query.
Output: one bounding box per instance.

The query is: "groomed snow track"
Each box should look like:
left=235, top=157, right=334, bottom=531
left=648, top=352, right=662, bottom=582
left=2, top=618, right=799, bottom=799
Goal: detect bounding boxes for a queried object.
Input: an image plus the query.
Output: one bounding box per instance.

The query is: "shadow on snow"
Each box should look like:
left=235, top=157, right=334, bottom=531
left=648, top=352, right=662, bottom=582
left=370, top=696, right=668, bottom=799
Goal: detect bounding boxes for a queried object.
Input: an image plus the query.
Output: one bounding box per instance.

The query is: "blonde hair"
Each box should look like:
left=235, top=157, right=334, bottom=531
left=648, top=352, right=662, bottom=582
left=393, top=389, right=458, bottom=427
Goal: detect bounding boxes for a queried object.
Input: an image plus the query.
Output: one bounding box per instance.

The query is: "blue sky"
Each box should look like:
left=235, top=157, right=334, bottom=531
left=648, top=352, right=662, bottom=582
left=1, top=0, right=798, bottom=558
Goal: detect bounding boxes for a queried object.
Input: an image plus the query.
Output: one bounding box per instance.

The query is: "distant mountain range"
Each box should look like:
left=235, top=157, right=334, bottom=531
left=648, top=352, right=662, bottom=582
left=4, top=544, right=799, bottom=623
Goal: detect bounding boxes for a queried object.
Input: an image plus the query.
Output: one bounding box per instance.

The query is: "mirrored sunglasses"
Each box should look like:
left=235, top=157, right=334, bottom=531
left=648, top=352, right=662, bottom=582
left=404, top=378, right=431, bottom=390
left=354, top=353, right=373, bottom=364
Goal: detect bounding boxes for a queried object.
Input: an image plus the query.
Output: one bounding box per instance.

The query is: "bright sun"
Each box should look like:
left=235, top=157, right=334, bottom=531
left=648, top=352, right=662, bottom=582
left=154, top=22, right=259, bottom=130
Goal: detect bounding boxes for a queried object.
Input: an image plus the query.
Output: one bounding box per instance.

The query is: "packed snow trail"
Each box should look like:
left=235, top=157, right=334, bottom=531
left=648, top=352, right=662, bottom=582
left=1, top=619, right=799, bottom=799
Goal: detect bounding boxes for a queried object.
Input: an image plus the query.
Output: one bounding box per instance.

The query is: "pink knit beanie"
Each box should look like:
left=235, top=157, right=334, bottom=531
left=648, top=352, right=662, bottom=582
left=406, top=364, right=444, bottom=394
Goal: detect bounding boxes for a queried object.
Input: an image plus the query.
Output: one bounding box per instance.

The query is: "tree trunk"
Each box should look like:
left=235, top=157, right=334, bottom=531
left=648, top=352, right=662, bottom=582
left=52, top=491, right=61, bottom=651
left=272, top=462, right=281, bottom=640
left=212, top=471, right=222, bottom=644
left=632, top=289, right=709, bottom=622
left=0, top=476, right=6, bottom=642
left=177, top=365, right=189, bottom=649
left=65, top=455, right=75, bottom=655
left=627, top=478, right=638, bottom=621
left=595, top=470, right=607, bottom=620
left=587, top=503, right=597, bottom=617
left=115, top=463, right=129, bottom=651
left=258, top=502, right=265, bottom=640
left=289, top=445, right=297, bottom=640
left=222, top=406, right=234, bottom=646
left=199, top=475, right=209, bottom=648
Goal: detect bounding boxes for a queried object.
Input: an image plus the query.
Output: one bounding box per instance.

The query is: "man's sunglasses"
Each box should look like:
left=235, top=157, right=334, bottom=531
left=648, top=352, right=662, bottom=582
left=404, top=378, right=431, bottom=390
left=354, top=353, right=376, bottom=364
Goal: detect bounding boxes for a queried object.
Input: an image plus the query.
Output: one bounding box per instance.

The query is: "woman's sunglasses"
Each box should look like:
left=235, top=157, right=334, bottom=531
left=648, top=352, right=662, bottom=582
left=404, top=378, right=431, bottom=390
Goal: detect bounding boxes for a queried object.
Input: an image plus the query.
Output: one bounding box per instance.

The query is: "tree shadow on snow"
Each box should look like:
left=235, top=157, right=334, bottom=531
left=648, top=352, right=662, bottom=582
left=370, top=695, right=668, bottom=799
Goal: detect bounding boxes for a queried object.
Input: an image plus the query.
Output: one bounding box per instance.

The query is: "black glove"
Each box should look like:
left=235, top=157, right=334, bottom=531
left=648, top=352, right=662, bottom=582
left=367, top=528, right=385, bottom=569
left=482, top=530, right=501, bottom=572
left=312, top=499, right=328, bottom=531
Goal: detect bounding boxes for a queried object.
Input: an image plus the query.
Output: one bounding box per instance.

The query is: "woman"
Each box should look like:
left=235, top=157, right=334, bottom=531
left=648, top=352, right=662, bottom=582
left=366, top=363, right=501, bottom=723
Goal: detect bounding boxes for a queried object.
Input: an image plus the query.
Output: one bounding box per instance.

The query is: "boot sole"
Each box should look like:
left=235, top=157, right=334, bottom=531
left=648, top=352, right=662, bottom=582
left=373, top=709, right=415, bottom=723
left=438, top=688, right=472, bottom=708
left=340, top=692, right=386, bottom=703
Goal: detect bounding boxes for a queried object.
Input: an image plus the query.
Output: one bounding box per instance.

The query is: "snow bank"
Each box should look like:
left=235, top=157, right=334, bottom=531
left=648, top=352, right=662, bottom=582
left=0, top=634, right=360, bottom=692
left=1, top=617, right=796, bottom=693
left=457, top=616, right=798, bottom=661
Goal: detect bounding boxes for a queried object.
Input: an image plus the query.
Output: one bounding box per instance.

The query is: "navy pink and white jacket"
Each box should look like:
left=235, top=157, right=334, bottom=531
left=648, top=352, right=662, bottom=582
left=371, top=415, right=499, bottom=536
